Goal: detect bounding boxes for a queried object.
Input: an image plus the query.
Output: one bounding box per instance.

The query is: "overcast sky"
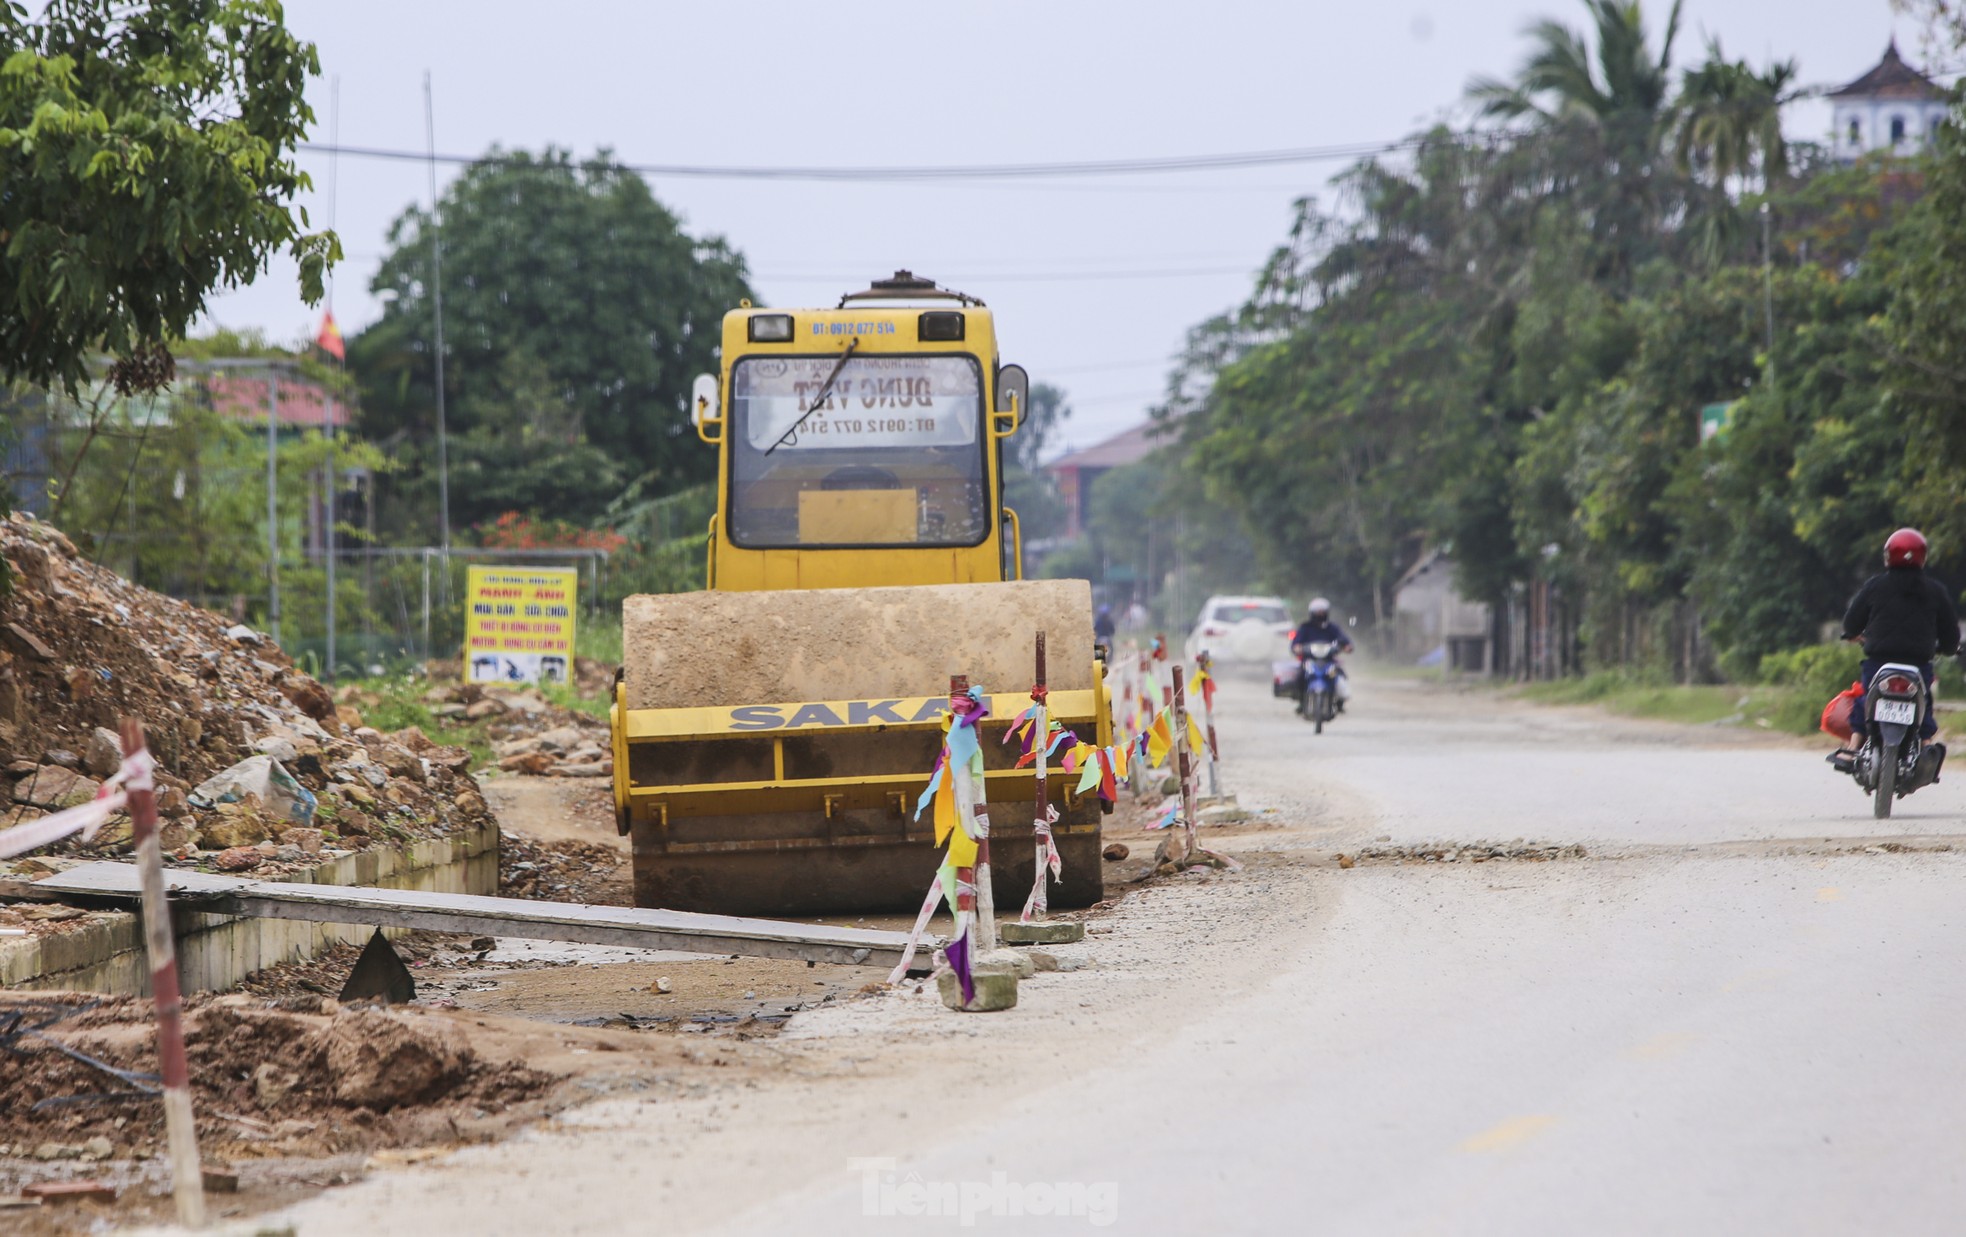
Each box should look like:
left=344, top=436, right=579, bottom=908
left=202, top=0, right=1910, bottom=454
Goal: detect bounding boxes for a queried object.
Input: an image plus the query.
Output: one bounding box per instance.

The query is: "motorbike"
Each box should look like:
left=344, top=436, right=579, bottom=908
left=1829, top=662, right=1946, bottom=818
left=1270, top=659, right=1300, bottom=698
left=1295, top=642, right=1341, bottom=733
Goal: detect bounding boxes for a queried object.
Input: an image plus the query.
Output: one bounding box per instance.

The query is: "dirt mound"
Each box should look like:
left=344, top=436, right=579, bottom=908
left=0, top=513, right=494, bottom=871
left=314, top=1007, right=473, bottom=1108
left=0, top=992, right=549, bottom=1161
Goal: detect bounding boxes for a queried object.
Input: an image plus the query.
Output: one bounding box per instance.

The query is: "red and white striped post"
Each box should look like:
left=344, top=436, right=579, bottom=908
left=1005, top=632, right=1083, bottom=946
left=1026, top=633, right=1052, bottom=922
left=1196, top=650, right=1222, bottom=798
left=949, top=675, right=997, bottom=953
left=1169, top=665, right=1202, bottom=864
left=121, top=719, right=205, bottom=1229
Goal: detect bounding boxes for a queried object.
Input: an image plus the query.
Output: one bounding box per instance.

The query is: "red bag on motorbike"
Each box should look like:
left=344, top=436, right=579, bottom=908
left=1820, top=681, right=1863, bottom=742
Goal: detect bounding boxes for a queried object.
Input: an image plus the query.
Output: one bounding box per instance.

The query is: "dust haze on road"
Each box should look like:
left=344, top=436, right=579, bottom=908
left=252, top=664, right=1966, bottom=1236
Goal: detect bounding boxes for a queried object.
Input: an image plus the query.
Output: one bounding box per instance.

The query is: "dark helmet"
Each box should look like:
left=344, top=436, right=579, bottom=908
left=1885, top=528, right=1929, bottom=569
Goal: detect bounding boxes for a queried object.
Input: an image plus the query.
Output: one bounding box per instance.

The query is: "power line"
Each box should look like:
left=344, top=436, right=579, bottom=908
left=759, top=265, right=1251, bottom=285
left=758, top=250, right=1254, bottom=271
left=298, top=93, right=1863, bottom=191
left=295, top=137, right=1422, bottom=183
left=1036, top=356, right=1179, bottom=377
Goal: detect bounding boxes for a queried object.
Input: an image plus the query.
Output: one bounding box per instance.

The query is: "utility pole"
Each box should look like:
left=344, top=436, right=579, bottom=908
left=325, top=75, right=340, bottom=680
left=325, top=392, right=336, bottom=678
left=266, top=373, right=280, bottom=643
left=1761, top=201, right=1776, bottom=383
left=424, top=71, right=452, bottom=553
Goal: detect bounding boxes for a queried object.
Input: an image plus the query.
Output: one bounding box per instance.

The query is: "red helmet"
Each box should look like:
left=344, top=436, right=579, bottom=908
left=1885, top=528, right=1928, bottom=568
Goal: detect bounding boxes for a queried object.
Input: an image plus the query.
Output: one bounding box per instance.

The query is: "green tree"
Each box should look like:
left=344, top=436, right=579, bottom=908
left=1469, top=0, right=1690, bottom=287
left=1885, top=85, right=1966, bottom=556
left=1672, top=43, right=1795, bottom=192
left=1002, top=382, right=1071, bottom=543
left=1163, top=4, right=1965, bottom=680
left=40, top=375, right=386, bottom=622
left=350, top=149, right=752, bottom=539
left=1669, top=261, right=1899, bottom=674
left=1469, top=0, right=1683, bottom=127
left=0, top=0, right=337, bottom=393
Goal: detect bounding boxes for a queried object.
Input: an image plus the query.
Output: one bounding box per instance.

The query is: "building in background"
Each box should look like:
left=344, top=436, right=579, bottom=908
left=1046, top=422, right=1163, bottom=541
left=1830, top=41, right=1949, bottom=163
left=1392, top=550, right=1494, bottom=673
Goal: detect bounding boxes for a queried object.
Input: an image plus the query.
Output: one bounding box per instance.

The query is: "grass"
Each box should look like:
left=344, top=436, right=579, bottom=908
left=1512, top=670, right=1822, bottom=734
left=344, top=675, right=501, bottom=766
left=343, top=663, right=615, bottom=765
left=541, top=680, right=610, bottom=718
left=577, top=612, right=624, bottom=664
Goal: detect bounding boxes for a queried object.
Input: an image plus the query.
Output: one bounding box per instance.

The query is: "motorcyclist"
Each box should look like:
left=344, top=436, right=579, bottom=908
left=1290, top=598, right=1354, bottom=709
left=1841, top=528, right=1960, bottom=745
left=1093, top=604, right=1117, bottom=644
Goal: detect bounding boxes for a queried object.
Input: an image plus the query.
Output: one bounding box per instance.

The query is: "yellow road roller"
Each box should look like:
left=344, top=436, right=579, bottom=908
left=609, top=272, right=1111, bottom=916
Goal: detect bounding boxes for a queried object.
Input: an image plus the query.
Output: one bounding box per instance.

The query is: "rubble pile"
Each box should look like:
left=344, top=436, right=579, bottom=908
left=0, top=513, right=496, bottom=880
left=0, top=993, right=549, bottom=1162
left=1336, top=840, right=1590, bottom=866
left=331, top=677, right=614, bottom=779
left=489, top=717, right=612, bottom=778
left=499, top=834, right=630, bottom=906
left=427, top=681, right=612, bottom=778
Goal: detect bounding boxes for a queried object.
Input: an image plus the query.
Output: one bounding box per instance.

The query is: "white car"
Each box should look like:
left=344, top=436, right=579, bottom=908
left=1185, top=595, right=1295, bottom=664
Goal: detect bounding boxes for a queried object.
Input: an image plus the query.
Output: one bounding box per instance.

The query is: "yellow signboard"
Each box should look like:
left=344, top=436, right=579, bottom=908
left=464, top=565, right=577, bottom=685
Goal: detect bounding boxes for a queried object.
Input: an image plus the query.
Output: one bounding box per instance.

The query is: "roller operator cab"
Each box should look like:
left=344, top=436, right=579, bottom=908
left=694, top=270, right=1030, bottom=590
left=610, top=272, right=1110, bottom=917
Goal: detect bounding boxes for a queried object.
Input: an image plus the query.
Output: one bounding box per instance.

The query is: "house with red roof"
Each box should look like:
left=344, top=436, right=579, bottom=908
left=1044, top=421, right=1169, bottom=541
left=200, top=372, right=353, bottom=431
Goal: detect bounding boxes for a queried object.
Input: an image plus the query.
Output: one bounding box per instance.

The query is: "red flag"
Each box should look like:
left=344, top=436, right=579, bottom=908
left=316, top=310, right=345, bottom=361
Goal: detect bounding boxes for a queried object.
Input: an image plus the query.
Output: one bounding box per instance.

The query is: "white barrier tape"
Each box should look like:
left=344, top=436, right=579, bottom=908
left=119, top=748, right=156, bottom=794
left=1021, top=803, right=1064, bottom=924
left=0, top=789, right=129, bottom=859
left=0, top=749, right=154, bottom=860
left=886, top=876, right=948, bottom=985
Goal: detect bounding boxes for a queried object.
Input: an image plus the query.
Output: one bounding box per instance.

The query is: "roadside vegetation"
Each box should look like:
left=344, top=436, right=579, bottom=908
left=1152, top=0, right=1966, bottom=689
left=1497, top=641, right=1961, bottom=735
left=8, top=0, right=1966, bottom=710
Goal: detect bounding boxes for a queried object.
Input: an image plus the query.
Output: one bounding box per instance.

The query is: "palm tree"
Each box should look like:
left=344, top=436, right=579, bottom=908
left=1467, top=0, right=1688, bottom=284
left=1673, top=41, right=1798, bottom=194
left=1470, top=0, right=1685, bottom=138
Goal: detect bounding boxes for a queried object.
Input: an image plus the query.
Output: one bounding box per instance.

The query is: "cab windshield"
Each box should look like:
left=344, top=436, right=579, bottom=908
left=727, top=354, right=988, bottom=548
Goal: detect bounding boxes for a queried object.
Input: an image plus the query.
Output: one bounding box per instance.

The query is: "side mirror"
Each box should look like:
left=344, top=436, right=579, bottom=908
left=993, top=363, right=1028, bottom=440
left=691, top=373, right=723, bottom=444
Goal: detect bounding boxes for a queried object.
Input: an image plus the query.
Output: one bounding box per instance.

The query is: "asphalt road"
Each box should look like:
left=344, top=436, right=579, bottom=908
left=252, top=665, right=1966, bottom=1237
left=715, top=667, right=1966, bottom=1236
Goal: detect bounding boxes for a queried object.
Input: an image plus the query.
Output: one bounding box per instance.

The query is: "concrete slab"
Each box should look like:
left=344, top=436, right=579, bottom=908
left=30, top=862, right=930, bottom=972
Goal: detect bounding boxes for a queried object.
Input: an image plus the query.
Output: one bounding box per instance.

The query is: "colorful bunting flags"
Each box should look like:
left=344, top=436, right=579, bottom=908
left=903, top=685, right=997, bottom=1000
left=1192, top=662, right=1216, bottom=712
left=1146, top=710, right=1173, bottom=769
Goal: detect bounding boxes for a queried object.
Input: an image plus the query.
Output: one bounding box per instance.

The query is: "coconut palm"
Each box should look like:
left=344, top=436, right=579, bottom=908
left=1468, top=0, right=1689, bottom=284
left=1673, top=41, right=1798, bottom=193
left=1470, top=0, right=1685, bottom=137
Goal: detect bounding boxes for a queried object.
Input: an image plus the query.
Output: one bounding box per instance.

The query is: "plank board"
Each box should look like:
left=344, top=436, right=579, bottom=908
left=31, top=862, right=929, bottom=971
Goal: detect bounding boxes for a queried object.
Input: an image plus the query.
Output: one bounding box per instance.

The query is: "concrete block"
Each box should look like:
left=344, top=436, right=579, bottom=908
left=1000, top=920, right=1085, bottom=945
left=937, top=961, right=1019, bottom=1011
